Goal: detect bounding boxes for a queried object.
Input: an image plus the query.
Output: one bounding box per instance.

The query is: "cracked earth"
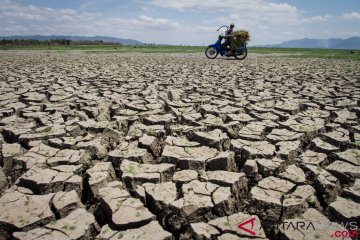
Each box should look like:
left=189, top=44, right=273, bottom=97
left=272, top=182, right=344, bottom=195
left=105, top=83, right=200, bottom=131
left=0, top=51, right=359, bottom=240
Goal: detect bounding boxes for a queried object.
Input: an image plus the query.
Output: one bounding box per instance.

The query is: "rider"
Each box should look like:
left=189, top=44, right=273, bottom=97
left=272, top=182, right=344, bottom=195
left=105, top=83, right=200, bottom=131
left=222, top=23, right=235, bottom=51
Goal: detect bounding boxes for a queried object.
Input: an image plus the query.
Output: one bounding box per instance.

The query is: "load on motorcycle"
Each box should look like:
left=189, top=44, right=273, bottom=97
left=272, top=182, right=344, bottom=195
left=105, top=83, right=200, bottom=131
left=205, top=23, right=250, bottom=60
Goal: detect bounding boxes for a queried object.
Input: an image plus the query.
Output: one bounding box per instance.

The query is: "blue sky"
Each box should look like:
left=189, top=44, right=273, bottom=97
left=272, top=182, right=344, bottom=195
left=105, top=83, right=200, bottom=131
left=0, top=0, right=359, bottom=45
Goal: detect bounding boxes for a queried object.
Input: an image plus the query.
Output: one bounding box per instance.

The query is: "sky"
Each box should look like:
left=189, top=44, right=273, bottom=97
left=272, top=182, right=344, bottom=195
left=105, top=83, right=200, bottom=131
left=0, top=0, right=359, bottom=45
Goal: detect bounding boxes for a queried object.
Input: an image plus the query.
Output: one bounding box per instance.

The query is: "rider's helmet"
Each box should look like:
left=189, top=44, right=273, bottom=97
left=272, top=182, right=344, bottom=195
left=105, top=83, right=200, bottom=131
left=230, top=23, right=235, bottom=28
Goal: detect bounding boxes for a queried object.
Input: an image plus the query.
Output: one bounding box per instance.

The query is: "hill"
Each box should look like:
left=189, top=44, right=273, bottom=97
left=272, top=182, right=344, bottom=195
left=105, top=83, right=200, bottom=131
left=263, top=37, right=360, bottom=49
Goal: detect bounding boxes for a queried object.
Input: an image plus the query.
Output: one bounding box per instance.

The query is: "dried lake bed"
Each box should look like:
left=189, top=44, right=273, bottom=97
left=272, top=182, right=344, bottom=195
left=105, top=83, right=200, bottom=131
left=0, top=51, right=359, bottom=240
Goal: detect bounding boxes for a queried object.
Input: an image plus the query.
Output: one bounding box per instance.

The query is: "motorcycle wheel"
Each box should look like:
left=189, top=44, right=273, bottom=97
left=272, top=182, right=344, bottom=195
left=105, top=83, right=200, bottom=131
left=205, top=47, right=218, bottom=59
left=235, top=47, right=247, bottom=60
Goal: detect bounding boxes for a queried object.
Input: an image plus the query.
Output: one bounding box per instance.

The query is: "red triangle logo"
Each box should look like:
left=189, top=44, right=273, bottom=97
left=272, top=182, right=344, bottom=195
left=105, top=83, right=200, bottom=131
left=238, top=217, right=256, bottom=236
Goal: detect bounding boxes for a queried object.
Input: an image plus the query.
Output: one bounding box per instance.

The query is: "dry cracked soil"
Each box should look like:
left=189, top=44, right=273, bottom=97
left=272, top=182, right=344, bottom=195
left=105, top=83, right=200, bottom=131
left=0, top=51, right=359, bottom=240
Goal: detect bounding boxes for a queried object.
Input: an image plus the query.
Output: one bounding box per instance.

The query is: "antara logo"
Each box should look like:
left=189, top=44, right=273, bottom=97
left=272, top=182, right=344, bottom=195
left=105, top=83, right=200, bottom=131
left=237, top=217, right=359, bottom=239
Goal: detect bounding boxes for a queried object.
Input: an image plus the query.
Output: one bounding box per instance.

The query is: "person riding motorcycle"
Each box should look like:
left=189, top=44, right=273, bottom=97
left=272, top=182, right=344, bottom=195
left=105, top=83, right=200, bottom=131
left=221, top=23, right=235, bottom=52
left=205, top=23, right=248, bottom=60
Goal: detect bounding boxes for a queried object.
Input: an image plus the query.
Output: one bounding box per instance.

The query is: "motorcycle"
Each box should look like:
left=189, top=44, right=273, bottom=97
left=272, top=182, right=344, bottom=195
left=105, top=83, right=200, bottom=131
left=205, top=25, right=248, bottom=60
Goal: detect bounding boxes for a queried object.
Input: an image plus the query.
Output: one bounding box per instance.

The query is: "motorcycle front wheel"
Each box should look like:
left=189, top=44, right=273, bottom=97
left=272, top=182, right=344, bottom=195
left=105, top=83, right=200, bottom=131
left=205, top=47, right=218, bottom=59
left=234, top=47, right=247, bottom=60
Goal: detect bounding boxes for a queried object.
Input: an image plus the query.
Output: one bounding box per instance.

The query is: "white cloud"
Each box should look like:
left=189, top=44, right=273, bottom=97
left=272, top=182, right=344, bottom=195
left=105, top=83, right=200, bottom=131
left=0, top=0, right=184, bottom=43
left=59, top=9, right=77, bottom=15
left=138, top=15, right=181, bottom=29
left=147, top=0, right=297, bottom=13
left=342, top=12, right=360, bottom=21
left=1, top=11, right=45, bottom=20
left=0, top=0, right=357, bottom=46
left=301, top=15, right=331, bottom=24
left=140, top=0, right=342, bottom=44
left=147, top=0, right=300, bottom=25
left=0, top=0, right=100, bottom=23
left=257, top=25, right=269, bottom=31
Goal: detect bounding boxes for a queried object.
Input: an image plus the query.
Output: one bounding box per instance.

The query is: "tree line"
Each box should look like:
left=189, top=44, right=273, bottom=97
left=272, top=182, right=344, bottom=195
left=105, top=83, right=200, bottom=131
left=0, top=39, right=122, bottom=46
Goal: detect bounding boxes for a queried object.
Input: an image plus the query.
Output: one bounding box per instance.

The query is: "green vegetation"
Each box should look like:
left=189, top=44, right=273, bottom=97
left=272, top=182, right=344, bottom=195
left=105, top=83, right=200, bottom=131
left=19, top=218, right=30, bottom=224
left=102, top=227, right=109, bottom=234
left=69, top=225, right=76, bottom=230
left=124, top=164, right=136, bottom=175
left=195, top=193, right=204, bottom=198
left=49, top=220, right=57, bottom=225
left=212, top=118, right=223, bottom=125
left=61, top=224, right=69, bottom=230
left=0, top=38, right=119, bottom=46
left=61, top=224, right=76, bottom=230
left=0, top=44, right=359, bottom=61
left=198, top=170, right=206, bottom=177
left=251, top=47, right=360, bottom=61
left=352, top=150, right=360, bottom=160
left=0, top=44, right=204, bottom=53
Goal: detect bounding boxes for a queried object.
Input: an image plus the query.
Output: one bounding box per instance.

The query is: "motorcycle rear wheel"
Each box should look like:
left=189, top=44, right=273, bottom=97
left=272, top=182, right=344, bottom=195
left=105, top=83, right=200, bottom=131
left=205, top=47, right=218, bottom=59
left=234, top=47, right=247, bottom=60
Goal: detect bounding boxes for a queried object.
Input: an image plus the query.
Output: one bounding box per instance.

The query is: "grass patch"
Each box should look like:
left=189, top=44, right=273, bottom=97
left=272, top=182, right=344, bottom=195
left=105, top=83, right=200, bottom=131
left=250, top=47, right=360, bottom=61
left=184, top=147, right=192, bottom=155
left=61, top=224, right=76, bottom=230
left=124, top=164, right=136, bottom=175
left=1, top=45, right=359, bottom=61
left=0, top=44, right=204, bottom=53
left=102, top=227, right=109, bottom=234
left=198, top=170, right=206, bottom=177
left=49, top=220, right=57, bottom=225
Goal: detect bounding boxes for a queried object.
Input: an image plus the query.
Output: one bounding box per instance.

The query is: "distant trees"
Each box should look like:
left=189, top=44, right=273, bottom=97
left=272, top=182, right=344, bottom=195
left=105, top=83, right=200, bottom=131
left=0, top=39, right=122, bottom=46
left=1, top=39, right=42, bottom=45
left=0, top=39, right=67, bottom=46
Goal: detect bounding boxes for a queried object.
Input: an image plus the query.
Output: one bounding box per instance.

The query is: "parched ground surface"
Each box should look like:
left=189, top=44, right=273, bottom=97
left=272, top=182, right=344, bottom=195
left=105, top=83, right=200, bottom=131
left=0, top=51, right=359, bottom=240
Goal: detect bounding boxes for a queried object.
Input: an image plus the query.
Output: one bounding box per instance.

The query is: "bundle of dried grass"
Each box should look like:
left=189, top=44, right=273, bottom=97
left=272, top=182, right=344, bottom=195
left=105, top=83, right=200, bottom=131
left=230, top=30, right=250, bottom=50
